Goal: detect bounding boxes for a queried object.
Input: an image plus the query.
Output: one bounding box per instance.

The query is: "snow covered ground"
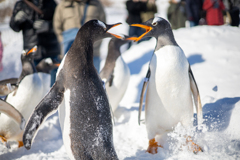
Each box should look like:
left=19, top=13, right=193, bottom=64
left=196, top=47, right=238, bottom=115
left=1, top=4, right=240, bottom=160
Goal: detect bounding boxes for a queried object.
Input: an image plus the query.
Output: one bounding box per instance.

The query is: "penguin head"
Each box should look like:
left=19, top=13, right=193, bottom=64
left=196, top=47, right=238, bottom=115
left=21, top=46, right=37, bottom=63
left=126, top=17, right=172, bottom=42
left=80, top=20, right=123, bottom=42
left=36, top=58, right=60, bottom=73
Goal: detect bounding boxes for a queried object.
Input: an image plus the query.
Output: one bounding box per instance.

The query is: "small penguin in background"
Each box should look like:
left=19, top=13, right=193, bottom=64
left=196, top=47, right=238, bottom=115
left=36, top=58, right=60, bottom=74
left=127, top=17, right=203, bottom=154
left=36, top=58, right=60, bottom=94
left=23, top=20, right=122, bottom=160
left=100, top=37, right=130, bottom=113
left=0, top=46, right=44, bottom=148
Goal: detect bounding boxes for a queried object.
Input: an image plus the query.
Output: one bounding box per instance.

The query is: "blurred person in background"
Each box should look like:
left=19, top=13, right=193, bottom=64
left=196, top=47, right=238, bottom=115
left=53, top=0, right=106, bottom=73
left=167, top=0, right=187, bottom=29
left=185, top=0, right=203, bottom=27
left=126, top=0, right=147, bottom=49
left=141, top=0, right=158, bottom=29
left=203, top=0, right=225, bottom=25
left=0, top=31, right=3, bottom=72
left=223, top=0, right=239, bottom=26
left=10, top=0, right=60, bottom=86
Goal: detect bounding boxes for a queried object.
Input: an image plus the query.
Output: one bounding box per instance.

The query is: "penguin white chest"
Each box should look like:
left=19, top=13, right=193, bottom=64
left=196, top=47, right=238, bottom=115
left=105, top=56, right=130, bottom=112
left=145, top=46, right=193, bottom=137
left=58, top=90, right=75, bottom=160
left=0, top=73, right=43, bottom=140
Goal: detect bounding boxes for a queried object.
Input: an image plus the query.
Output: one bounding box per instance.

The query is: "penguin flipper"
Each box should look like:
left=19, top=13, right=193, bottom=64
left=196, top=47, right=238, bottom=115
left=188, top=66, right=202, bottom=125
left=139, top=81, right=148, bottom=125
left=139, top=68, right=151, bottom=125
left=23, top=81, right=64, bottom=150
left=0, top=99, right=25, bottom=130
left=108, top=74, right=114, bottom=87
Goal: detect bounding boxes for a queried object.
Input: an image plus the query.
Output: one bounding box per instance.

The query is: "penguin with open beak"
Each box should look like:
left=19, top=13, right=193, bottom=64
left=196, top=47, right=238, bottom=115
left=23, top=20, right=122, bottom=160
left=127, top=17, right=203, bottom=154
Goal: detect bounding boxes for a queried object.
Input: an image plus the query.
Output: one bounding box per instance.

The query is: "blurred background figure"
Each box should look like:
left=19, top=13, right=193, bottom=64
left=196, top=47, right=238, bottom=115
left=9, top=0, right=60, bottom=86
left=223, top=0, right=240, bottom=26
left=140, top=0, right=158, bottom=40
left=185, top=0, right=203, bottom=27
left=53, top=0, right=106, bottom=73
left=140, top=0, right=158, bottom=25
left=126, top=0, right=147, bottom=49
left=167, top=0, right=187, bottom=29
left=203, top=0, right=225, bottom=25
left=0, top=31, right=3, bottom=72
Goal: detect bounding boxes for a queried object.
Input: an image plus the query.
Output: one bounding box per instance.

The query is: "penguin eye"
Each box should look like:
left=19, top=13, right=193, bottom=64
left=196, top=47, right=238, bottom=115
left=152, top=22, right=158, bottom=26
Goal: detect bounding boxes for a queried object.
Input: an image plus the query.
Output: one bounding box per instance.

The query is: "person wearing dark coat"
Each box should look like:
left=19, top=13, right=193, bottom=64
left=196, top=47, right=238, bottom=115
left=167, top=0, right=187, bottom=29
left=126, top=0, right=147, bottom=49
left=227, top=0, right=239, bottom=26
left=185, top=0, right=203, bottom=27
left=10, top=0, right=60, bottom=86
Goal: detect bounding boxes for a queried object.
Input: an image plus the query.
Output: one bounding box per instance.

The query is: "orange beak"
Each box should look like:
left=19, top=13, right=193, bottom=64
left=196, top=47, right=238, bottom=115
left=126, top=24, right=152, bottom=42
left=54, top=63, right=60, bottom=67
left=27, top=46, right=37, bottom=55
left=107, top=23, right=124, bottom=39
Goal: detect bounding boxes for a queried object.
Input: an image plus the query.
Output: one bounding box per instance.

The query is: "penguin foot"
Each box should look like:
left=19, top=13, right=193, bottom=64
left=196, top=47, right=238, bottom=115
left=0, top=135, right=11, bottom=148
left=18, top=141, right=24, bottom=148
left=0, top=135, right=7, bottom=143
left=186, top=136, right=203, bottom=154
left=146, top=138, right=163, bottom=154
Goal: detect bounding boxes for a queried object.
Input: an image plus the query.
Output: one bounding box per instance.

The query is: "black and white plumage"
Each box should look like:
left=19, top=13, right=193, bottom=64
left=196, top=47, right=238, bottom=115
left=23, top=20, right=122, bottom=160
left=100, top=37, right=130, bottom=113
left=36, top=58, right=60, bottom=94
left=128, top=17, right=203, bottom=154
left=0, top=46, right=43, bottom=148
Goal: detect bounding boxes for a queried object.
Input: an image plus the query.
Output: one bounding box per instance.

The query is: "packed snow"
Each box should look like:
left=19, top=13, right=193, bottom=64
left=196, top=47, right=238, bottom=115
left=1, top=3, right=240, bottom=160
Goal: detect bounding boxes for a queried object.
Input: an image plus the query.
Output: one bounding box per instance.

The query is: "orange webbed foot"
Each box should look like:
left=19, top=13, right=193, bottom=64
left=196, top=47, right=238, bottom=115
left=146, top=138, right=163, bottom=154
left=0, top=135, right=7, bottom=143
left=186, top=136, right=203, bottom=154
left=18, top=141, right=24, bottom=148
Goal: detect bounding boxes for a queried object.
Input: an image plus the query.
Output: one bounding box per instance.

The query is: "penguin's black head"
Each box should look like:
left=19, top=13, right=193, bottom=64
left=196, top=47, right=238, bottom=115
left=82, top=20, right=123, bottom=41
left=126, top=17, right=172, bottom=42
left=36, top=58, right=60, bottom=73
left=21, top=46, right=37, bottom=63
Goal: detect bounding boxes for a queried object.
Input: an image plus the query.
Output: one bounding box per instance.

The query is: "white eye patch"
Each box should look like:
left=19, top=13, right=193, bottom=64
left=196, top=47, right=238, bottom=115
left=152, top=17, right=163, bottom=25
left=97, top=20, right=106, bottom=30
left=22, top=50, right=26, bottom=56
left=45, top=58, right=53, bottom=65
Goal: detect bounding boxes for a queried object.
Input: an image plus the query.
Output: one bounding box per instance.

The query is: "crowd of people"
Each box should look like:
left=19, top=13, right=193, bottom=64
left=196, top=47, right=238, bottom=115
left=0, top=0, right=239, bottom=82
left=167, top=0, right=240, bottom=29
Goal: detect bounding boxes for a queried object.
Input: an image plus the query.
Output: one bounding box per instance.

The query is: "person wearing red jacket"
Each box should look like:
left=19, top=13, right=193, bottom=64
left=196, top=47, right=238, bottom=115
left=203, top=0, right=225, bottom=25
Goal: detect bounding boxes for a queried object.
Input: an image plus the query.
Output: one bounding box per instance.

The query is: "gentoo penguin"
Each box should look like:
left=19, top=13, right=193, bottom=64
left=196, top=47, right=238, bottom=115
left=127, top=17, right=203, bottom=154
left=36, top=58, right=60, bottom=74
left=0, top=46, right=44, bottom=148
left=36, top=58, right=60, bottom=94
left=23, top=20, right=122, bottom=160
left=100, top=37, right=130, bottom=113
